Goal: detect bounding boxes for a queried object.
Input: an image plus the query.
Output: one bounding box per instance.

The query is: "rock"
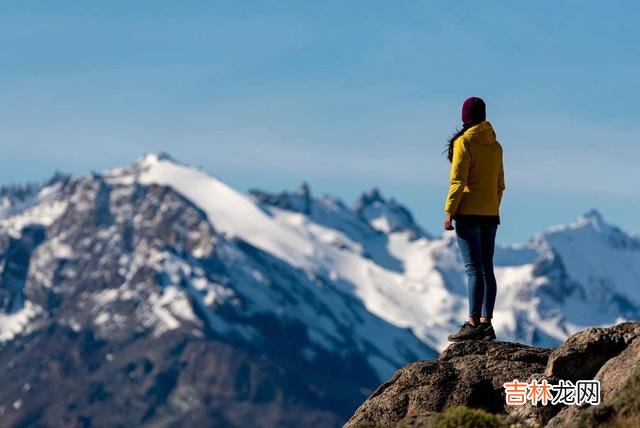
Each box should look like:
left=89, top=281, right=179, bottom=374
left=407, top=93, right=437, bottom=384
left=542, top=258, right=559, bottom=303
left=543, top=323, right=640, bottom=382
left=345, top=340, right=550, bottom=427
left=505, top=373, right=557, bottom=427
left=596, top=336, right=640, bottom=402
left=346, top=322, right=640, bottom=428
left=546, top=335, right=640, bottom=427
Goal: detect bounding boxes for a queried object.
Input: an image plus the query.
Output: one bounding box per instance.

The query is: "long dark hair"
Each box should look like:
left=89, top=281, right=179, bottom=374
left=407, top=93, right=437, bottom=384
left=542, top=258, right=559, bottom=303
left=444, top=124, right=473, bottom=162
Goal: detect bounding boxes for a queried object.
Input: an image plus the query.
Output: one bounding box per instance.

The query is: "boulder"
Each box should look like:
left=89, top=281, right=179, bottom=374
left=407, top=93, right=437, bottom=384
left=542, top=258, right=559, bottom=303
left=346, top=322, right=640, bottom=428
left=547, top=335, right=640, bottom=427
left=345, top=341, right=550, bottom=427
left=543, top=323, right=640, bottom=382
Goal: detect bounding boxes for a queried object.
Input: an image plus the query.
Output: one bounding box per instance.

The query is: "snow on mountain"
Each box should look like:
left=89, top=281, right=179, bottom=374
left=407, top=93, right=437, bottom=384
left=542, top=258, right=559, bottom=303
left=353, top=188, right=429, bottom=239
left=131, top=154, right=435, bottom=375
left=0, top=153, right=435, bottom=386
left=138, top=155, right=640, bottom=348
left=0, top=179, right=68, bottom=238
left=130, top=155, right=462, bottom=352
left=1, top=152, right=638, bottom=363
left=1, top=153, right=639, bottom=425
left=539, top=209, right=640, bottom=306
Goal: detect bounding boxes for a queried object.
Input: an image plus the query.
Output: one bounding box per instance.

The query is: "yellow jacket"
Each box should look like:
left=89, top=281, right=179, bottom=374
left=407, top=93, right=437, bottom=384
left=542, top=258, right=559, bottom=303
left=444, top=121, right=505, bottom=215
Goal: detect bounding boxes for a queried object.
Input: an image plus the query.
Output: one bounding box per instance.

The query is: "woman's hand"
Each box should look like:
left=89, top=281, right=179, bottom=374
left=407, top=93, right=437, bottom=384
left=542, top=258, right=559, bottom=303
left=444, top=213, right=454, bottom=231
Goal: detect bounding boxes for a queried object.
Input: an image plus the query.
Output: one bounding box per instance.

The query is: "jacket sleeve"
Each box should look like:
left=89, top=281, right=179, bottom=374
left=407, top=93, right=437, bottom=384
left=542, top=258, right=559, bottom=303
left=444, top=137, right=470, bottom=214
left=497, top=146, right=505, bottom=205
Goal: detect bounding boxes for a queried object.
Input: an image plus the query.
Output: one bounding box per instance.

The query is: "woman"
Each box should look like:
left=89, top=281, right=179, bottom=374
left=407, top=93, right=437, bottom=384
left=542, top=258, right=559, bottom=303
left=444, top=97, right=505, bottom=342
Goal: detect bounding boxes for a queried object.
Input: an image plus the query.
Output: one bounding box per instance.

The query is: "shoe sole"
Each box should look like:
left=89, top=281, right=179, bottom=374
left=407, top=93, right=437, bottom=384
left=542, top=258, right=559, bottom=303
left=448, top=335, right=486, bottom=342
left=447, top=333, right=496, bottom=342
left=448, top=328, right=495, bottom=342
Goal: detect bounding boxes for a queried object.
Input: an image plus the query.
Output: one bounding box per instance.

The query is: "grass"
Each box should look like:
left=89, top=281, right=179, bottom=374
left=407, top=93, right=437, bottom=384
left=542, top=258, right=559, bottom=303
left=432, top=406, right=507, bottom=428
left=396, top=406, right=509, bottom=428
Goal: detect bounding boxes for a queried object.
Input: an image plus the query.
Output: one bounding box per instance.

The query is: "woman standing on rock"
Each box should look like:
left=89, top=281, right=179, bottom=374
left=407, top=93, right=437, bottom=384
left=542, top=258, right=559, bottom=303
left=443, top=97, right=505, bottom=342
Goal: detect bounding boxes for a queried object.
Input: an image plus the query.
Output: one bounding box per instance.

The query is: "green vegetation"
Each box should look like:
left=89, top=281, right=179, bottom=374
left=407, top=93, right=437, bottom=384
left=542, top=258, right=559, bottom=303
left=395, top=406, right=509, bottom=428
left=431, top=406, right=507, bottom=428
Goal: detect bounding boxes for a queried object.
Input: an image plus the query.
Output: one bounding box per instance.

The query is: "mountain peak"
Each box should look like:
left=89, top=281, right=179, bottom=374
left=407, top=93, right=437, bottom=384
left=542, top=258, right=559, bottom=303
left=136, top=152, right=178, bottom=166
left=355, top=188, right=385, bottom=207
left=354, top=188, right=428, bottom=238
left=578, top=208, right=604, bottom=226
left=249, top=182, right=313, bottom=215
left=297, top=181, right=311, bottom=198
left=543, top=208, right=611, bottom=236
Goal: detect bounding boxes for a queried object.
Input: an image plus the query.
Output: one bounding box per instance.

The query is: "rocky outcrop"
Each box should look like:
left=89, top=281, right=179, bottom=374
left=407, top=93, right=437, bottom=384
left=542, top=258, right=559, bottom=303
left=346, top=322, right=640, bottom=427
left=546, top=323, right=640, bottom=427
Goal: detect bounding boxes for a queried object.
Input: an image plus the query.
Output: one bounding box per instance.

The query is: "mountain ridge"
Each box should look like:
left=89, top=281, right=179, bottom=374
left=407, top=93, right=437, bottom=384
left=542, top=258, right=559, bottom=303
left=0, top=152, right=638, bottom=426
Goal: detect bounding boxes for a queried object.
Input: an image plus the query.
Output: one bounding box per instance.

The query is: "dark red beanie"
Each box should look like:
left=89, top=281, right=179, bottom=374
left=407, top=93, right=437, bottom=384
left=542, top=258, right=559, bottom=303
left=461, top=97, right=486, bottom=126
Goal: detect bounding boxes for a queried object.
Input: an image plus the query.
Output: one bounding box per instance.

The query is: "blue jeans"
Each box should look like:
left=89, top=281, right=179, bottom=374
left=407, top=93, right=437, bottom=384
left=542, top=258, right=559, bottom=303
left=455, top=223, right=498, bottom=318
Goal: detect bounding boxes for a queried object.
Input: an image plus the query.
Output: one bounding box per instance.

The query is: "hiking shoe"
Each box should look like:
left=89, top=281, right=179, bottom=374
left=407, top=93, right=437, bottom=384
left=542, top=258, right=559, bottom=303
left=480, top=322, right=496, bottom=341
left=447, top=321, right=484, bottom=341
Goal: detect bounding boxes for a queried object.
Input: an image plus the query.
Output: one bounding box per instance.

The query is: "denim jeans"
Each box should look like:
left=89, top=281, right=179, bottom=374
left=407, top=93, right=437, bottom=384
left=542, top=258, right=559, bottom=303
left=455, top=223, right=498, bottom=318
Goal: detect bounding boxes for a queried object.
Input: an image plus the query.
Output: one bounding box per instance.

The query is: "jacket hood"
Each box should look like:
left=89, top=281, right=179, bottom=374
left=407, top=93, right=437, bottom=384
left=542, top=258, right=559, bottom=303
left=463, top=121, right=496, bottom=145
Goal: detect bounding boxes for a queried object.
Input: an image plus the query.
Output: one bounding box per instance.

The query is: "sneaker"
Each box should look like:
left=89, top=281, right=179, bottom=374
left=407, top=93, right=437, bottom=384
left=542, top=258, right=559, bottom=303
left=480, top=322, right=496, bottom=341
left=447, top=321, right=484, bottom=342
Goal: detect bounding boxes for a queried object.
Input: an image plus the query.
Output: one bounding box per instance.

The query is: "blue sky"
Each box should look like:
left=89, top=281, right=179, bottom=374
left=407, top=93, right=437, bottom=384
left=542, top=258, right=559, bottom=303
left=1, top=1, right=639, bottom=244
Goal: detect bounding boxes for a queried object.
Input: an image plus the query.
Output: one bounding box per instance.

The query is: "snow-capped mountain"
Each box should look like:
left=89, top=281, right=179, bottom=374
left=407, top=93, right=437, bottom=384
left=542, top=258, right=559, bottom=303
left=0, top=153, right=638, bottom=426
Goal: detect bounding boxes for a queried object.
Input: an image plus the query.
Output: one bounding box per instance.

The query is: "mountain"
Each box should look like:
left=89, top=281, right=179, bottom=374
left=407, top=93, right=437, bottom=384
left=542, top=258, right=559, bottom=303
left=0, top=153, right=638, bottom=426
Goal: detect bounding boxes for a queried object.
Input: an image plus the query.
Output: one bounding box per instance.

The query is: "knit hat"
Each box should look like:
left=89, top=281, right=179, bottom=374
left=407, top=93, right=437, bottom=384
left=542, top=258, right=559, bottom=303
left=461, top=97, right=486, bottom=126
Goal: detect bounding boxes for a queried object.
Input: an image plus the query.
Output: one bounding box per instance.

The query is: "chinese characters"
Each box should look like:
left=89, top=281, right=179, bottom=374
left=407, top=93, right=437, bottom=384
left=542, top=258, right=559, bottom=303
left=504, top=379, right=600, bottom=406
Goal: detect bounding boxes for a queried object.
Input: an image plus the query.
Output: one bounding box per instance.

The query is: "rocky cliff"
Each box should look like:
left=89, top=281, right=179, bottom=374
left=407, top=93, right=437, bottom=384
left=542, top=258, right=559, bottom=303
left=346, top=322, right=640, bottom=427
